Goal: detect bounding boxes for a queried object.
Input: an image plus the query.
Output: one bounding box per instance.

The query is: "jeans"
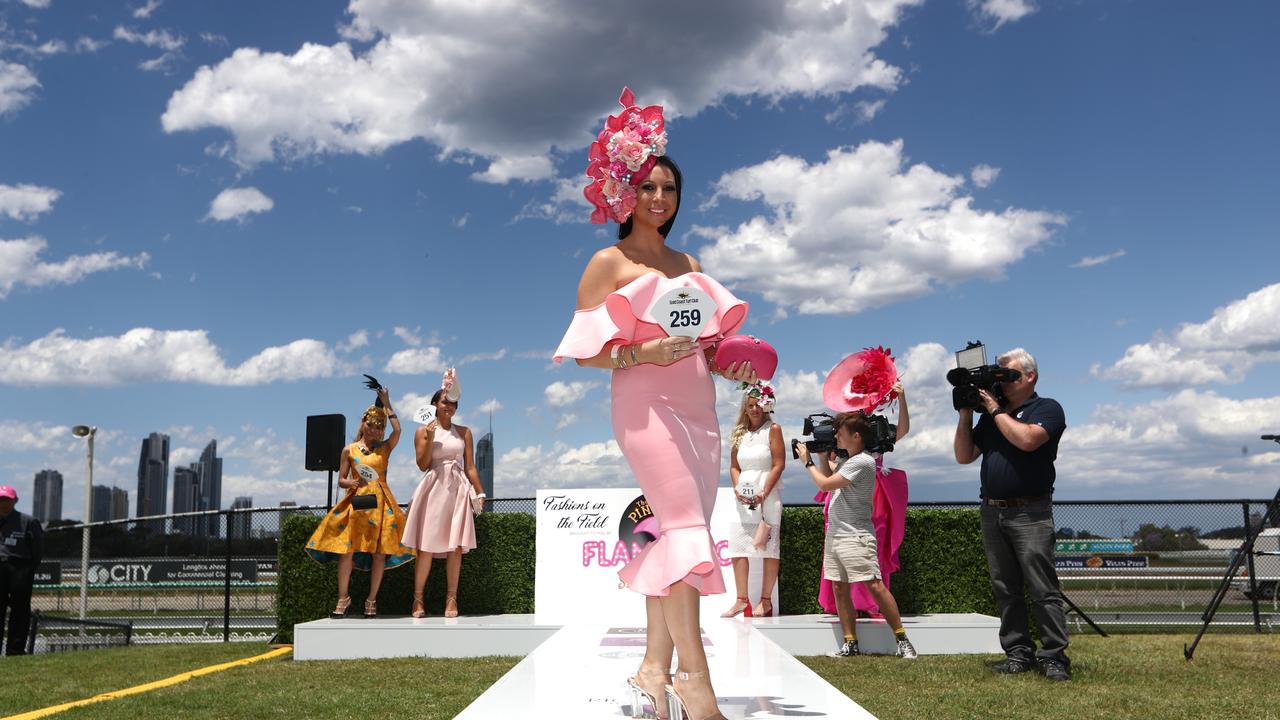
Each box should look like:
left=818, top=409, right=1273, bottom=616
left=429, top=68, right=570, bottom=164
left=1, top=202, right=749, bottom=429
left=980, top=499, right=1070, bottom=665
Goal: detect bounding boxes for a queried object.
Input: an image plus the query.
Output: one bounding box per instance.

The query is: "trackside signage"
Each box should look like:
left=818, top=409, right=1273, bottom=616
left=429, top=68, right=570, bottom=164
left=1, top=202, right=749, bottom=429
left=86, top=559, right=259, bottom=585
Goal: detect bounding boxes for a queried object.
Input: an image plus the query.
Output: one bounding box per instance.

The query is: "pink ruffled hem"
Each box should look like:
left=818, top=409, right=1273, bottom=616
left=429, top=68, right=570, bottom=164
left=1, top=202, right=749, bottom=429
left=554, top=272, right=748, bottom=362
left=617, top=525, right=726, bottom=597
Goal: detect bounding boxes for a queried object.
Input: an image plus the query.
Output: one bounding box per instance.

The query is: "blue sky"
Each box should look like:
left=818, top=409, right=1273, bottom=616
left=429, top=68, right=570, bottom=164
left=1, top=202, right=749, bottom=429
left=2, top=0, right=1278, bottom=520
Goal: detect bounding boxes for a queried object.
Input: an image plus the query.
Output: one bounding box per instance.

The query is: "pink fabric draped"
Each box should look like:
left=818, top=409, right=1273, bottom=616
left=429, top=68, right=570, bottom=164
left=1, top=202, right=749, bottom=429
left=815, top=457, right=908, bottom=614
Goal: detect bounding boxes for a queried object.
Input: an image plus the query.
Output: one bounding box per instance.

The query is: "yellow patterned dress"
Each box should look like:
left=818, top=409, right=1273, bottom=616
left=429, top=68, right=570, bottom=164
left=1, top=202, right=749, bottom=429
left=305, top=442, right=415, bottom=571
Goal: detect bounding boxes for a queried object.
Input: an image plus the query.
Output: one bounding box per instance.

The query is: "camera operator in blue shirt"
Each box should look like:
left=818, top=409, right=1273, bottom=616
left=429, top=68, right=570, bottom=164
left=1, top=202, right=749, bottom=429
left=953, top=348, right=1071, bottom=681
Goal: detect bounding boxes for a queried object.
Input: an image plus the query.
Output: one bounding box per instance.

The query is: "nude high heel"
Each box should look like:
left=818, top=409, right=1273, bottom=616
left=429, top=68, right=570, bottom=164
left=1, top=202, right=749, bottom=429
left=329, top=596, right=352, bottom=619
left=363, top=598, right=377, bottom=619
left=665, top=670, right=727, bottom=720
left=626, top=669, right=670, bottom=719
left=411, top=592, right=426, bottom=619
left=444, top=591, right=459, bottom=618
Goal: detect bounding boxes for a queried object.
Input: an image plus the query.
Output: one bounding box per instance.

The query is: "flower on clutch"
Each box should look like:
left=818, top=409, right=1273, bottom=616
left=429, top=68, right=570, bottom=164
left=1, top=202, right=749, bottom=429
left=584, top=87, right=669, bottom=224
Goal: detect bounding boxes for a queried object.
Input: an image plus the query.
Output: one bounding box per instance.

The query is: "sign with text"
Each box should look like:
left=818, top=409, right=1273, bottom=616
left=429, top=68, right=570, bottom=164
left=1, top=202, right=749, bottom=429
left=86, top=559, right=259, bottom=585
left=35, top=561, right=61, bottom=584
left=1055, top=555, right=1150, bottom=570
left=1055, top=540, right=1134, bottom=554
left=535, top=488, right=775, bottom=625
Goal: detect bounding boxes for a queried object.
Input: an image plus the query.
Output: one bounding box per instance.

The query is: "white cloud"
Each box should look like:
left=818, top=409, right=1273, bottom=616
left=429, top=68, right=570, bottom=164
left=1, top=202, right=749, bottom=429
left=385, top=346, right=446, bottom=374
left=112, top=26, right=184, bottom=51
left=697, top=140, right=1066, bottom=315
left=494, top=440, right=627, bottom=496
left=856, top=99, right=886, bottom=123
left=162, top=1, right=921, bottom=175
left=138, top=52, right=181, bottom=73
left=0, top=328, right=343, bottom=386
left=75, top=37, right=108, bottom=53
left=19, top=0, right=52, bottom=8
left=392, top=326, right=422, bottom=347
left=476, top=398, right=503, bottom=415
left=0, top=237, right=149, bottom=299
left=970, top=163, right=1000, bottom=188
left=0, top=183, right=60, bottom=221
left=133, top=0, right=164, bottom=19
left=1071, top=249, right=1125, bottom=268
left=967, top=0, right=1037, bottom=31
left=0, top=61, right=39, bottom=116
left=336, top=330, right=369, bottom=353
left=457, top=348, right=507, bottom=364
left=205, top=187, right=273, bottom=222
left=1098, top=283, right=1280, bottom=388
left=544, top=380, right=600, bottom=408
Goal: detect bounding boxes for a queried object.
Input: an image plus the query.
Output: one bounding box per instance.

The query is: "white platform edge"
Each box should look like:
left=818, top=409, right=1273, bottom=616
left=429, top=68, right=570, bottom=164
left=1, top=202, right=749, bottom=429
left=293, top=615, right=560, bottom=660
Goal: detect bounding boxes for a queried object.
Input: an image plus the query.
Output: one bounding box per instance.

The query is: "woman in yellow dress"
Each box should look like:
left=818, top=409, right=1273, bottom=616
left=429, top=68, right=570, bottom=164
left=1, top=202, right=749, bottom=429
left=305, top=384, right=414, bottom=618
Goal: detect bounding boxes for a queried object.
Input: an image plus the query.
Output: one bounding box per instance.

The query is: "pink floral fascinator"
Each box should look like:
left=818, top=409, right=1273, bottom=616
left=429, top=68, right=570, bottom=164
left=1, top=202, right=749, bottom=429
left=584, top=87, right=669, bottom=224
left=822, top=346, right=899, bottom=414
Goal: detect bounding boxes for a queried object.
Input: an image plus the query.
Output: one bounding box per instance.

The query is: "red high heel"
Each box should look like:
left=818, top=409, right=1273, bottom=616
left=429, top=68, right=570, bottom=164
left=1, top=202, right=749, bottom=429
left=720, top=597, right=753, bottom=618
left=753, top=598, right=773, bottom=618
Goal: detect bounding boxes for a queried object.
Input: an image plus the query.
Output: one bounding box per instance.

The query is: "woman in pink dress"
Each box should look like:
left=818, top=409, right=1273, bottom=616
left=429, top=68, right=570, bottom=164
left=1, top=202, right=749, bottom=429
left=402, top=377, right=486, bottom=619
left=554, top=88, right=755, bottom=720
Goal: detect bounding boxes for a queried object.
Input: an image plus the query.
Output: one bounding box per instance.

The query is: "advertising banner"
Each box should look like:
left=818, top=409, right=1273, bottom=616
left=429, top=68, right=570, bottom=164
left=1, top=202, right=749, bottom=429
left=535, top=488, right=778, bottom=625
left=1054, top=540, right=1134, bottom=554
left=1054, top=555, right=1150, bottom=570
left=85, top=559, right=259, bottom=585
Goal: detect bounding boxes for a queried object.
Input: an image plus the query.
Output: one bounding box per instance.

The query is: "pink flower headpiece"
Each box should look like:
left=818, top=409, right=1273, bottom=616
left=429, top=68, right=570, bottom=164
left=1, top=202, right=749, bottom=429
left=584, top=87, right=669, bottom=224
left=739, top=380, right=776, bottom=411
left=822, top=346, right=899, bottom=414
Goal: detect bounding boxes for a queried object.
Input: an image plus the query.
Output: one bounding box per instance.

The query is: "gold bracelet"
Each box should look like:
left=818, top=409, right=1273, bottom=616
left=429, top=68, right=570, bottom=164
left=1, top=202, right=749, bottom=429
left=629, top=344, right=639, bottom=366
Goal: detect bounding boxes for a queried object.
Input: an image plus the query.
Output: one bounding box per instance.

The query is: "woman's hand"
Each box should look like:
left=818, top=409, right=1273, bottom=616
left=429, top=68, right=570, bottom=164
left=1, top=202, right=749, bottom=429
left=892, top=381, right=904, bottom=397
left=795, top=442, right=810, bottom=464
left=425, top=420, right=438, bottom=435
left=639, top=336, right=698, bottom=366
left=721, top=360, right=758, bottom=385
left=376, top=386, right=391, bottom=407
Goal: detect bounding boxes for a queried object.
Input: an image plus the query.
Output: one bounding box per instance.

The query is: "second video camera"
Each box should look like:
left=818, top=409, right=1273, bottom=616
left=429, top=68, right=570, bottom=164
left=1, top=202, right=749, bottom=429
left=946, top=341, right=1021, bottom=412
left=790, top=411, right=897, bottom=459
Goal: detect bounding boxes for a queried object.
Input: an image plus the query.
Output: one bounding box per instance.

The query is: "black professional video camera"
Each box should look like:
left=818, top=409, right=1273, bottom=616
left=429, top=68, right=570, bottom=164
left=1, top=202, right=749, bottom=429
left=946, top=341, right=1021, bottom=412
left=863, top=413, right=898, bottom=454
left=791, top=413, right=844, bottom=460
left=791, top=411, right=897, bottom=459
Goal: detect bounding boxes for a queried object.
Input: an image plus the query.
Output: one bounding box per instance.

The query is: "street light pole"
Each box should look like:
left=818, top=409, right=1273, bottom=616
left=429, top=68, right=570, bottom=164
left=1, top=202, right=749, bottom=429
left=72, top=425, right=96, bottom=622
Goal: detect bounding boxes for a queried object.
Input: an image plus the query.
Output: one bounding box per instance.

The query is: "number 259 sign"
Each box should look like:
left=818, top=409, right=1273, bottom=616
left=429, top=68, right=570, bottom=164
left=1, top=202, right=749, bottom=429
left=653, top=287, right=717, bottom=339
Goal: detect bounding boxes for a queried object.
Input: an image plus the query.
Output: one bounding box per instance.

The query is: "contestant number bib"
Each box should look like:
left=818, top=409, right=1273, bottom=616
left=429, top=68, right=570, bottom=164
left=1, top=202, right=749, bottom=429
left=413, top=404, right=437, bottom=426
left=653, top=287, right=717, bottom=339
left=355, top=464, right=379, bottom=483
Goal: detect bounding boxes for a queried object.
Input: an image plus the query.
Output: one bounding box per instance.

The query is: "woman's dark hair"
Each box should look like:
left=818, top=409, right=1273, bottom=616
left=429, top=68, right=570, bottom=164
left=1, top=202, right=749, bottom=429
left=431, top=388, right=459, bottom=407
left=834, top=412, right=872, bottom=444
left=617, top=155, right=682, bottom=240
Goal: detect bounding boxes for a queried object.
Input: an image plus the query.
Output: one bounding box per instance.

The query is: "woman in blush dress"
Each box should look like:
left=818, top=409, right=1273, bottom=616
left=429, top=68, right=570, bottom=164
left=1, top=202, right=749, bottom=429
left=402, top=371, right=486, bottom=619
left=722, top=384, right=785, bottom=619
left=554, top=87, right=756, bottom=720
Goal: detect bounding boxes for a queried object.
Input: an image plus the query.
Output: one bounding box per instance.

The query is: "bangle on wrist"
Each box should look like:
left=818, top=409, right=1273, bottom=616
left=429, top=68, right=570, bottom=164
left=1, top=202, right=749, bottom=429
left=610, top=345, right=623, bottom=369
left=629, top=344, right=639, bottom=366
left=990, top=407, right=1006, bottom=417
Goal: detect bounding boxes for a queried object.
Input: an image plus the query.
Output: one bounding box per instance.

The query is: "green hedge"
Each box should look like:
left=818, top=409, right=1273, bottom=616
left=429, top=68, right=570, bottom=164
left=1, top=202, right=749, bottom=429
left=779, top=506, right=995, bottom=615
left=277, top=512, right=535, bottom=642
left=278, top=507, right=993, bottom=639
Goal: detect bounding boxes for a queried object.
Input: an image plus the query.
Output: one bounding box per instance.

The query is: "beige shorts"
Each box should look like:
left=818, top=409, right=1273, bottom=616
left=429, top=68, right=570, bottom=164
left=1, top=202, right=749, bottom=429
left=823, top=533, right=881, bottom=583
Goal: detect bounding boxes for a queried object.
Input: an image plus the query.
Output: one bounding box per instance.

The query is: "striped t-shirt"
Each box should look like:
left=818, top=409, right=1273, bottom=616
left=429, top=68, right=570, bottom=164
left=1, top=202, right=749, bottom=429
left=828, top=452, right=876, bottom=537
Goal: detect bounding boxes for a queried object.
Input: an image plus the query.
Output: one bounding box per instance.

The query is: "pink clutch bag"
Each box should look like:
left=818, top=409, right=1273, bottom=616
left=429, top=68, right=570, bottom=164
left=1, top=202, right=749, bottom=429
left=715, top=335, right=778, bottom=380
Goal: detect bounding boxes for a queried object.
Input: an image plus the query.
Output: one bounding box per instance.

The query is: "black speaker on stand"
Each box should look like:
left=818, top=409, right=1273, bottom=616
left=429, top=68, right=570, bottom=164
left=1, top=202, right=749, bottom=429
left=306, top=414, right=346, bottom=506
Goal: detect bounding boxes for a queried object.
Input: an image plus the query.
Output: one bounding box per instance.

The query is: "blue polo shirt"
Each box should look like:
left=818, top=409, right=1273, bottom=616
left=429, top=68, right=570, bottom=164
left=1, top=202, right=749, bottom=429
left=973, top=393, right=1066, bottom=500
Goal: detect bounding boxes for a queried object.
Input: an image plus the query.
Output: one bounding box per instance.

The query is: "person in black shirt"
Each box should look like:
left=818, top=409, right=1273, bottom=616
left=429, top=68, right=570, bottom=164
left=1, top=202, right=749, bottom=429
left=953, top=348, right=1071, bottom=681
left=0, top=484, right=43, bottom=655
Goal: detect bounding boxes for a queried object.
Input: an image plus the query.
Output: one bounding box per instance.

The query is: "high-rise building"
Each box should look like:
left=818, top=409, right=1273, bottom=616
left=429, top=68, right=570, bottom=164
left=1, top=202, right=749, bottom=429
left=172, top=466, right=200, bottom=534
left=195, top=440, right=223, bottom=536
left=111, top=487, right=129, bottom=521
left=91, top=484, right=112, bottom=523
left=476, top=432, right=495, bottom=500
left=32, top=469, right=63, bottom=524
left=230, top=496, right=253, bottom=540
left=136, top=433, right=169, bottom=530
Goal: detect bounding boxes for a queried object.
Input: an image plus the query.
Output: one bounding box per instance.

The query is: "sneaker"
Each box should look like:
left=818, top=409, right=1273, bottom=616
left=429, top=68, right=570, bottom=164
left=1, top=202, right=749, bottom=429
left=991, top=657, right=1034, bottom=674
left=1039, top=658, right=1072, bottom=682
left=827, top=640, right=859, bottom=657
left=896, top=637, right=918, bottom=659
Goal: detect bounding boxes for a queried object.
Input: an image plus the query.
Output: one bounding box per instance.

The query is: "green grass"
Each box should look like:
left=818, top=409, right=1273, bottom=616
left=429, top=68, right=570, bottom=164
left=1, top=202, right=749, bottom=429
left=6, top=635, right=1278, bottom=720
left=800, top=634, right=1280, bottom=720
left=1, top=644, right=517, bottom=720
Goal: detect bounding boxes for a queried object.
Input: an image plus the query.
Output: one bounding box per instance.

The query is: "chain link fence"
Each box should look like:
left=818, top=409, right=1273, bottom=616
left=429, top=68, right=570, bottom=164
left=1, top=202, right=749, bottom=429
left=33, top=497, right=1276, bottom=652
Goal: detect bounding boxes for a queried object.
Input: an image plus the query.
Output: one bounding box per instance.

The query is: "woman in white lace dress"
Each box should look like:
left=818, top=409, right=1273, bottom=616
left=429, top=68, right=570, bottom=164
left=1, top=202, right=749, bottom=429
left=722, top=385, right=785, bottom=617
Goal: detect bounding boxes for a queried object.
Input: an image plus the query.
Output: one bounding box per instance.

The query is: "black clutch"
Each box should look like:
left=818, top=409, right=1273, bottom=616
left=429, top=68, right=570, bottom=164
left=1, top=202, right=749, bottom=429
left=350, top=494, right=378, bottom=511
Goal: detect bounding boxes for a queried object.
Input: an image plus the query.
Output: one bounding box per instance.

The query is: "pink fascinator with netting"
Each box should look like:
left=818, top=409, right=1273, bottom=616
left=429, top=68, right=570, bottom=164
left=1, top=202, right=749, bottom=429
left=823, top=346, right=899, bottom=413
left=584, top=87, right=669, bottom=224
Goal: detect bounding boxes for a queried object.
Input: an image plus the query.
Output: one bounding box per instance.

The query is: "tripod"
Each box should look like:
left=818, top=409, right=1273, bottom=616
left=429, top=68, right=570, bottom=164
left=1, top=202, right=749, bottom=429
left=1184, top=434, right=1280, bottom=661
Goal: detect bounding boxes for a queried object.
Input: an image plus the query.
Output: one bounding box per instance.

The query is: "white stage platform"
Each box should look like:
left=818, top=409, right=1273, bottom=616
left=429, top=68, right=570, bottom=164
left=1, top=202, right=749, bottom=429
left=457, top=621, right=877, bottom=720
left=294, top=612, right=1001, bottom=661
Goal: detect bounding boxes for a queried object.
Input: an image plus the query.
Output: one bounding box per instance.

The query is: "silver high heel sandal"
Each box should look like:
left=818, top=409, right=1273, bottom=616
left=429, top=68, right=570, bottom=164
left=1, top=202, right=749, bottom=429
left=665, top=670, right=727, bottom=720
left=627, top=674, right=669, bottom=719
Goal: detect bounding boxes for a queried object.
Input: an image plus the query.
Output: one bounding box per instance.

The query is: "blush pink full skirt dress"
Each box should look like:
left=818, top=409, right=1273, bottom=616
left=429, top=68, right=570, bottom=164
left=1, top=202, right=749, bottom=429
left=402, top=424, right=477, bottom=558
left=555, top=272, right=748, bottom=597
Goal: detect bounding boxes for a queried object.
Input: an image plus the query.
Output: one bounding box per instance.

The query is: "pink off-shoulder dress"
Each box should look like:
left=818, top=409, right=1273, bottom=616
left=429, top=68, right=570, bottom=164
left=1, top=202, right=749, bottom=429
left=554, top=272, right=748, bottom=597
